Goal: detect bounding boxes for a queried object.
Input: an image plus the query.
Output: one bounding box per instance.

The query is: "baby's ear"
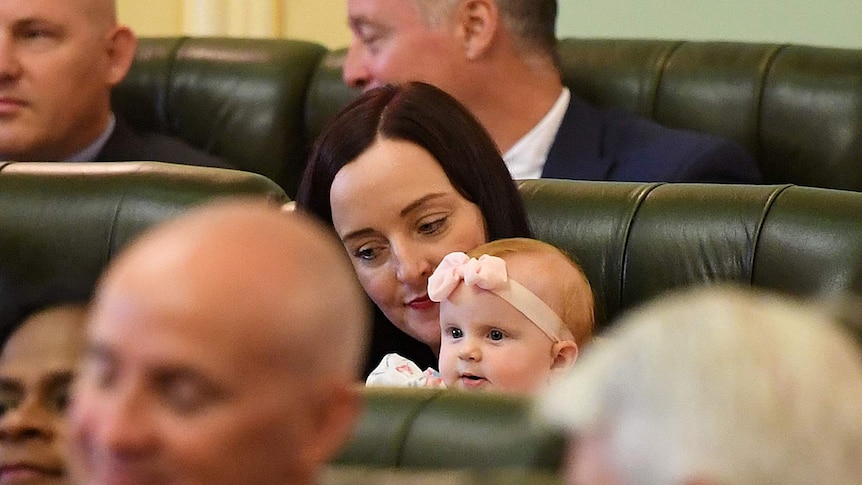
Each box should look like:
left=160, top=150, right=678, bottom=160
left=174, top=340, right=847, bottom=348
left=550, top=340, right=578, bottom=374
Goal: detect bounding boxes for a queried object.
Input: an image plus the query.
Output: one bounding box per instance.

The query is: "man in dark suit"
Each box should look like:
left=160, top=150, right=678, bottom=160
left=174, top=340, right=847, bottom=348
left=94, top=115, right=230, bottom=168
left=0, top=0, right=230, bottom=169
left=342, top=0, right=760, bottom=183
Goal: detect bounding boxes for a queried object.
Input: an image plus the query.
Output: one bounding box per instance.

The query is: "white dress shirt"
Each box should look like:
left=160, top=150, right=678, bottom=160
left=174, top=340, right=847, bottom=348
left=503, top=88, right=571, bottom=179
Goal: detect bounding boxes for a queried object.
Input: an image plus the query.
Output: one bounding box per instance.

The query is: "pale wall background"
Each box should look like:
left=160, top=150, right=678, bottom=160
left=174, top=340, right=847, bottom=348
left=118, top=0, right=184, bottom=37
left=117, top=0, right=352, bottom=47
left=119, top=0, right=861, bottom=49
left=557, top=0, right=862, bottom=49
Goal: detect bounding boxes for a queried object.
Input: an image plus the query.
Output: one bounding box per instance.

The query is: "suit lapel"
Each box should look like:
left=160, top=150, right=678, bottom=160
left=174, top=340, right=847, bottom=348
left=94, top=117, right=143, bottom=161
left=542, top=95, right=616, bottom=180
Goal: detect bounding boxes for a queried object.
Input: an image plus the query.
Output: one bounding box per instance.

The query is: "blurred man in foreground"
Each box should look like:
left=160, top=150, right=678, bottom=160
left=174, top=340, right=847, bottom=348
left=69, top=200, right=370, bottom=485
left=539, top=286, right=862, bottom=485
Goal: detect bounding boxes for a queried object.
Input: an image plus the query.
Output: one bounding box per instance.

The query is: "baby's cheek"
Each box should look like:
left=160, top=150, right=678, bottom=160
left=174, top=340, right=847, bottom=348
left=436, top=346, right=457, bottom=384
left=497, top=360, right=548, bottom=394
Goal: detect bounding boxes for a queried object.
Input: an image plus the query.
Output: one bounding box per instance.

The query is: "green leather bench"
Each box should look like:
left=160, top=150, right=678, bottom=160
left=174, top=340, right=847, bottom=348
left=0, top=161, right=287, bottom=330
left=118, top=38, right=862, bottom=195
left=113, top=38, right=327, bottom=196
left=518, top=179, right=862, bottom=329
left=333, top=388, right=563, bottom=472
left=320, top=468, right=560, bottom=485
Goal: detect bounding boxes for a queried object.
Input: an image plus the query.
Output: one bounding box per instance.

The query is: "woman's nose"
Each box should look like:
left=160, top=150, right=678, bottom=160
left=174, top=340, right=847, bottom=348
left=392, top=244, right=434, bottom=287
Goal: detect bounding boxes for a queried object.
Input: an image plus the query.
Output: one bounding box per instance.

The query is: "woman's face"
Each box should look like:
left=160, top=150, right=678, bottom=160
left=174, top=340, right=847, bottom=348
left=0, top=304, right=86, bottom=485
left=330, top=137, right=487, bottom=350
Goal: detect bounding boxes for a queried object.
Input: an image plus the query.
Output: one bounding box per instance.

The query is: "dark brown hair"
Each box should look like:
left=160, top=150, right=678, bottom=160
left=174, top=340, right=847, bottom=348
left=296, top=82, right=532, bottom=241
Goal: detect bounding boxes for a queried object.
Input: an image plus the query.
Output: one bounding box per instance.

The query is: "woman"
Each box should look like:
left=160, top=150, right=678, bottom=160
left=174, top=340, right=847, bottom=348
left=297, top=82, right=532, bottom=372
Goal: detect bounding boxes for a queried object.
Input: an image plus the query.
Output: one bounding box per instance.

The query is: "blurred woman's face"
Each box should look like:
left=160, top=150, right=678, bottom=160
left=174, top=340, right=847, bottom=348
left=330, top=137, right=486, bottom=351
left=0, top=304, right=87, bottom=485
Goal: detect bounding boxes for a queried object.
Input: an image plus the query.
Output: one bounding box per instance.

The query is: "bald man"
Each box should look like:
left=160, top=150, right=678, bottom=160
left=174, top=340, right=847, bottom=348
left=68, top=200, right=371, bottom=485
left=0, top=0, right=229, bottom=167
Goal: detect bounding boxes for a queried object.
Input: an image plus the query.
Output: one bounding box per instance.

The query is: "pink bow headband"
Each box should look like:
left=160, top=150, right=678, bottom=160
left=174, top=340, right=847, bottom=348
left=427, top=252, right=568, bottom=342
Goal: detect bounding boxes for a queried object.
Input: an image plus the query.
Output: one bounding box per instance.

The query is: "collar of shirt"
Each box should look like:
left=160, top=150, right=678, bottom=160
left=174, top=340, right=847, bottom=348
left=503, top=88, right=571, bottom=180
left=65, top=113, right=117, bottom=162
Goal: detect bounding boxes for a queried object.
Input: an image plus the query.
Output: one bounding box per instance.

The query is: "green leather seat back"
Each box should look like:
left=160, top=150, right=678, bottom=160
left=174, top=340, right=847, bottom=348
left=519, top=179, right=862, bottom=330
left=114, top=37, right=862, bottom=193
left=113, top=37, right=328, bottom=196
left=0, top=161, right=287, bottom=327
left=304, top=49, right=363, bottom=149
left=398, top=391, right=564, bottom=470
left=321, top=467, right=562, bottom=485
left=335, top=388, right=565, bottom=471
left=336, top=388, right=435, bottom=467
left=558, top=39, right=862, bottom=190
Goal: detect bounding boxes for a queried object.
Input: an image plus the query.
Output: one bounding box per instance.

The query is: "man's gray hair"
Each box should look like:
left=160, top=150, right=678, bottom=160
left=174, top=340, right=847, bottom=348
left=538, top=286, right=862, bottom=484
left=413, top=0, right=558, bottom=63
left=411, top=0, right=461, bottom=26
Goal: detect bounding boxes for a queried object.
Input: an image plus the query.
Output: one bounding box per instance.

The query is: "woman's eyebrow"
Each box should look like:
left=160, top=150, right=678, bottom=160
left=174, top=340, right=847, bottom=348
left=340, top=193, right=452, bottom=242
left=341, top=227, right=375, bottom=243
left=399, top=193, right=449, bottom=218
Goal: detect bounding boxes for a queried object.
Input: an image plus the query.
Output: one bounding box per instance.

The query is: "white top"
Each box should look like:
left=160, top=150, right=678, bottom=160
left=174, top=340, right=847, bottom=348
left=365, top=353, right=444, bottom=388
left=502, top=88, right=571, bottom=179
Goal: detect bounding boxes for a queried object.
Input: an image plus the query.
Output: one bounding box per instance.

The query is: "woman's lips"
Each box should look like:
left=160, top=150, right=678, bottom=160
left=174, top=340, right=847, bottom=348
left=407, top=295, right=435, bottom=311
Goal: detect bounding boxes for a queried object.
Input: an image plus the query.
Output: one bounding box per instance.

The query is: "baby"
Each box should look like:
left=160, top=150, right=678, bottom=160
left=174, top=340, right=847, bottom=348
left=367, top=238, right=594, bottom=394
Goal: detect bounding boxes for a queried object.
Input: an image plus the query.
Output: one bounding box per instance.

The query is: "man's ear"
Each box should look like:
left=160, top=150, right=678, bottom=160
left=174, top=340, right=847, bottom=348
left=455, top=0, right=499, bottom=60
left=301, top=384, right=363, bottom=469
left=550, top=340, right=578, bottom=374
left=105, top=26, right=137, bottom=87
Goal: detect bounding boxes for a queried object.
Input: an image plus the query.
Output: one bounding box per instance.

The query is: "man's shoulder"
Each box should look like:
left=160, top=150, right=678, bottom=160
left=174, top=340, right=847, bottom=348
left=600, top=108, right=762, bottom=183
left=95, top=119, right=235, bottom=170
left=547, top=96, right=761, bottom=183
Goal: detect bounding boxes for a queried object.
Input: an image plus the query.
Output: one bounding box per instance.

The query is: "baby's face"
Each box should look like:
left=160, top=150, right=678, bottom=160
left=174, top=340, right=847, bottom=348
left=438, top=283, right=556, bottom=394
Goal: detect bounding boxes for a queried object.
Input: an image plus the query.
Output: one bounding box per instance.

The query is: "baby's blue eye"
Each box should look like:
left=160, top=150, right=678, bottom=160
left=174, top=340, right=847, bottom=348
left=489, top=329, right=504, bottom=341
left=449, top=328, right=463, bottom=339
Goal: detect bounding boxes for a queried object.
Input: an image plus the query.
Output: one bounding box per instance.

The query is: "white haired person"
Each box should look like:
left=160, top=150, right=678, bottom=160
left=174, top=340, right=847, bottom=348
left=538, top=286, right=862, bottom=485
left=368, top=238, right=594, bottom=394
